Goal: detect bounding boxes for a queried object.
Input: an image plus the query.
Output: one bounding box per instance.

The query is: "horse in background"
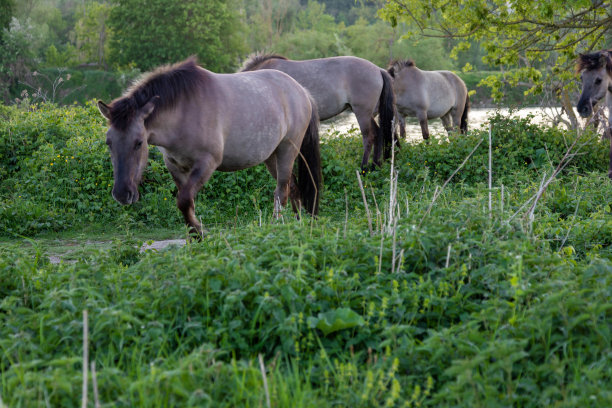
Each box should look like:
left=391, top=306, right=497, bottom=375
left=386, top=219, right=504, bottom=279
left=387, top=59, right=469, bottom=141
left=98, top=57, right=322, bottom=237
left=241, top=54, right=396, bottom=170
left=576, top=50, right=612, bottom=179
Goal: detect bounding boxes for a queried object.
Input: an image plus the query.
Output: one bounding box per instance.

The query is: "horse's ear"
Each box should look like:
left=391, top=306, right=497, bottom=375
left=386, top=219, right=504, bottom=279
left=97, top=100, right=111, bottom=120
left=140, top=96, right=160, bottom=119
left=602, top=51, right=612, bottom=73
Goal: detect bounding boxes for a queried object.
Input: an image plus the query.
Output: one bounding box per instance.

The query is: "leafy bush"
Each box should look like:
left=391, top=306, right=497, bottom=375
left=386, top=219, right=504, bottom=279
left=0, top=104, right=609, bottom=238
left=0, top=101, right=611, bottom=406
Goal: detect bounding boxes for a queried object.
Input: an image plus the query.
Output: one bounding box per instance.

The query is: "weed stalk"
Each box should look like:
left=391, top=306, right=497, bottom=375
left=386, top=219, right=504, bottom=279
left=355, top=170, right=373, bottom=236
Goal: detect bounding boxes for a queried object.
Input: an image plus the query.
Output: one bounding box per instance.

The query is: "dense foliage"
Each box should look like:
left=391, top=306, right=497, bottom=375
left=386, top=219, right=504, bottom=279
left=108, top=0, right=245, bottom=72
left=1, top=0, right=495, bottom=105
left=0, top=103, right=609, bottom=236
left=0, top=103, right=611, bottom=406
left=380, top=0, right=612, bottom=101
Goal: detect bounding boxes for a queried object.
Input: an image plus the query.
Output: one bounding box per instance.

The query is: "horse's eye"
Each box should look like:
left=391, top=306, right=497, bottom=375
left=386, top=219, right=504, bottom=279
left=595, top=78, right=602, bottom=85
left=134, top=140, right=143, bottom=150
left=106, top=139, right=112, bottom=148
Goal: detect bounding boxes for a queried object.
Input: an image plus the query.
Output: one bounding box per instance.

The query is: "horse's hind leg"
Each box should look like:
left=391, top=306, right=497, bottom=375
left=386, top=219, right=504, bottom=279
left=397, top=115, right=406, bottom=140
left=417, top=111, right=430, bottom=141
left=265, top=150, right=300, bottom=217
left=441, top=113, right=453, bottom=134
left=354, top=110, right=380, bottom=170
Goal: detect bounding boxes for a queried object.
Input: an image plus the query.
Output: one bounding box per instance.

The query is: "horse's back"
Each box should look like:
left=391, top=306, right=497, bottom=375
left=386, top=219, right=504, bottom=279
left=394, top=68, right=464, bottom=118
left=211, top=70, right=313, bottom=171
left=260, top=56, right=383, bottom=119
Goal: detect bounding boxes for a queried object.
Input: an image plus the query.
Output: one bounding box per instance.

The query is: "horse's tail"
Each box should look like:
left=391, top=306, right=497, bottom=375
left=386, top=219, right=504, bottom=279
left=460, top=93, right=470, bottom=134
left=379, top=69, right=395, bottom=160
left=298, top=95, right=322, bottom=216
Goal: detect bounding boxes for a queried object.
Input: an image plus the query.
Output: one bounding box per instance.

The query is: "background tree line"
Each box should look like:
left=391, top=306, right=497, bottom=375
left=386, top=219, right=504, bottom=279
left=0, top=0, right=492, bottom=105
left=1, top=0, right=609, bottom=113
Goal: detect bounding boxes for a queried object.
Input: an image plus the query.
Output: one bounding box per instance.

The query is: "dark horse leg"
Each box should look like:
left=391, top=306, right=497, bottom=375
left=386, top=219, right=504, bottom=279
left=418, top=116, right=429, bottom=140
left=264, top=145, right=301, bottom=217
left=397, top=115, right=406, bottom=140
left=165, top=153, right=218, bottom=238
left=355, top=109, right=381, bottom=171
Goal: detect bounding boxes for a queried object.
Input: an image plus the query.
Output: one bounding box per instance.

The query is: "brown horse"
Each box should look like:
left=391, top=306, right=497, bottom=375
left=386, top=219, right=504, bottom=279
left=576, top=50, right=612, bottom=179
left=241, top=54, right=396, bottom=170
left=388, top=59, right=469, bottom=140
left=98, top=57, right=322, bottom=236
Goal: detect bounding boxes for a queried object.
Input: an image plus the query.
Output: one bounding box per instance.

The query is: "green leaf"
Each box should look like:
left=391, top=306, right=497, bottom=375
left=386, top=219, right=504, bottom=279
left=310, top=308, right=365, bottom=336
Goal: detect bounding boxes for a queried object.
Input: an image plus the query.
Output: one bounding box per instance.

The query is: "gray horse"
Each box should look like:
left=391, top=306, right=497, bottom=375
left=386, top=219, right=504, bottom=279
left=388, top=59, right=469, bottom=140
left=98, top=57, right=322, bottom=236
left=241, top=54, right=395, bottom=169
left=576, top=50, right=612, bottom=179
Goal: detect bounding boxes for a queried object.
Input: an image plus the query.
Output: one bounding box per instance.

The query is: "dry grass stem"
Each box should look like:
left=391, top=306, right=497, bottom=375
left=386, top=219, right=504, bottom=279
left=419, top=138, right=484, bottom=228
left=82, top=310, right=88, bottom=408
left=356, top=170, right=373, bottom=236
left=344, top=188, right=348, bottom=239
left=488, top=124, right=493, bottom=218
left=91, top=361, right=101, bottom=408
left=258, top=354, right=271, bottom=408
left=559, top=194, right=583, bottom=251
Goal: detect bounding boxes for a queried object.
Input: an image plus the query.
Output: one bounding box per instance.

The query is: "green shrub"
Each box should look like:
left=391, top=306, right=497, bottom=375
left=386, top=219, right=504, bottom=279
left=0, top=104, right=609, bottom=237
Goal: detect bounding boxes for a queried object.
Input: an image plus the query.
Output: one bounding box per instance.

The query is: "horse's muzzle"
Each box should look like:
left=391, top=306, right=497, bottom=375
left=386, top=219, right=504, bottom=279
left=112, top=185, right=139, bottom=205
left=577, top=99, right=592, bottom=118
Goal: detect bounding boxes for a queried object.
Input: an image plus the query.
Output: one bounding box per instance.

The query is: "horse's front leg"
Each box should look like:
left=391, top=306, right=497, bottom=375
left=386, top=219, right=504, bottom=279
left=167, top=154, right=218, bottom=239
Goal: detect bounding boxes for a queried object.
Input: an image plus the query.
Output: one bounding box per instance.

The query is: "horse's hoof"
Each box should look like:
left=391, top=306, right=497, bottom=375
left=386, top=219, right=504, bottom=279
left=187, top=227, right=206, bottom=242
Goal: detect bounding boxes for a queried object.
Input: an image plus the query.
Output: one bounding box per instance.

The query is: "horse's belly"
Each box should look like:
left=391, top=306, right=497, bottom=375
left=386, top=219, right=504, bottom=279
left=217, top=129, right=282, bottom=171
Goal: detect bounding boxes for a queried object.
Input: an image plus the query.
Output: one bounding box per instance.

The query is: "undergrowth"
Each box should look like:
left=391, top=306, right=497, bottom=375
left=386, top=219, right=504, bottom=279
left=0, top=102, right=611, bottom=407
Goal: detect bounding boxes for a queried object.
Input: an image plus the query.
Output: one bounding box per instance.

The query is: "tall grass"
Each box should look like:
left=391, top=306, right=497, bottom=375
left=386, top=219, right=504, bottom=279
left=0, top=102, right=611, bottom=406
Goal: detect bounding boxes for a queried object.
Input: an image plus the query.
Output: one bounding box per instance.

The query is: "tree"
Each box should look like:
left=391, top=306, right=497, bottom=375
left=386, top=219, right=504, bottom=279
left=75, top=1, right=111, bottom=67
left=0, top=0, right=13, bottom=32
left=0, top=18, right=37, bottom=102
left=108, top=0, right=246, bottom=72
left=380, top=0, right=612, bottom=115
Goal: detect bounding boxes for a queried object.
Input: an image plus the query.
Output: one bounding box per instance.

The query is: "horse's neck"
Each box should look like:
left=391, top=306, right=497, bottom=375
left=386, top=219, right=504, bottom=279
left=147, top=106, right=185, bottom=148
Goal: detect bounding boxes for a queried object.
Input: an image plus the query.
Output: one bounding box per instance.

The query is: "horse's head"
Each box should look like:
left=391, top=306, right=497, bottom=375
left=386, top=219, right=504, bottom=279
left=576, top=51, right=612, bottom=118
left=97, top=96, right=158, bottom=205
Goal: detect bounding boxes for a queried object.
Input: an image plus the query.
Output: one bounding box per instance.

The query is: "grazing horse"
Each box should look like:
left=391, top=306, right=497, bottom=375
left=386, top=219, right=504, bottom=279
left=98, top=57, right=322, bottom=236
left=241, top=54, right=395, bottom=169
left=576, top=50, right=612, bottom=179
left=387, top=59, right=469, bottom=140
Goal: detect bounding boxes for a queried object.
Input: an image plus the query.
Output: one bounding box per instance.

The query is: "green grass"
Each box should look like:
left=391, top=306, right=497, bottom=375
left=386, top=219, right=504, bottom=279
left=0, top=103, right=611, bottom=407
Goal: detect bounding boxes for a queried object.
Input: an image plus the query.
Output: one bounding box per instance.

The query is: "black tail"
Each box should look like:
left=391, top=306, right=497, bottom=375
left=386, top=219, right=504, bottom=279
left=379, top=69, right=395, bottom=160
left=460, top=93, right=469, bottom=134
left=298, top=96, right=322, bottom=216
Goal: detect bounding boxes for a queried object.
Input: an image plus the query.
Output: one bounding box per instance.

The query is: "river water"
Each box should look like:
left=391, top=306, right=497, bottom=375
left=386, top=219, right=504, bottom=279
left=320, top=107, right=580, bottom=142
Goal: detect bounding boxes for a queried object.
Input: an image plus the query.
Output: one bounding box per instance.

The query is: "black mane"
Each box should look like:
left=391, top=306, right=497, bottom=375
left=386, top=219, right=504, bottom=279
left=387, top=59, right=416, bottom=77
left=108, top=57, right=206, bottom=130
left=240, top=53, right=288, bottom=72
left=576, top=50, right=612, bottom=74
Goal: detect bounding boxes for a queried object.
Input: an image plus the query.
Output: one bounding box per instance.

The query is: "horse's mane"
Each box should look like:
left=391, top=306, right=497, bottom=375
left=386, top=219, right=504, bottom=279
left=387, top=59, right=416, bottom=77
left=240, top=53, right=288, bottom=72
left=576, top=50, right=612, bottom=74
left=109, top=57, right=206, bottom=130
